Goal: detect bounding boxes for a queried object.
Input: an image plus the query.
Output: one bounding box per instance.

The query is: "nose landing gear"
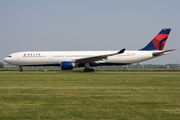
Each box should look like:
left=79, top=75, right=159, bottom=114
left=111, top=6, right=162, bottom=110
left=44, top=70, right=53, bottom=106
left=19, top=66, right=23, bottom=72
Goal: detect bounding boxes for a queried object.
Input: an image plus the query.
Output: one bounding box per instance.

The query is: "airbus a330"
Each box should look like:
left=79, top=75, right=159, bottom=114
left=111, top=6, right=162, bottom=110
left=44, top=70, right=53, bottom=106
left=3, top=28, right=175, bottom=72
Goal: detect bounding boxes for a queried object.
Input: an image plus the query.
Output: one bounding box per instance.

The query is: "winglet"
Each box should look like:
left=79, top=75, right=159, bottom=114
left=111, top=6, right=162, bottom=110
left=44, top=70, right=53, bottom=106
left=117, top=48, right=126, bottom=54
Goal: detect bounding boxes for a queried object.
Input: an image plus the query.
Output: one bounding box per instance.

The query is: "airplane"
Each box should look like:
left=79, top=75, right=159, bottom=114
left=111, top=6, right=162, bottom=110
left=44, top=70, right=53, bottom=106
left=3, top=28, right=175, bottom=72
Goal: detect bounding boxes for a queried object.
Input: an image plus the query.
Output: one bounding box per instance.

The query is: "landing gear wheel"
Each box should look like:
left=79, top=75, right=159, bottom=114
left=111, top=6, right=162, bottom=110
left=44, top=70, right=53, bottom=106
left=89, top=68, right=94, bottom=72
left=84, top=68, right=94, bottom=72
left=19, top=66, right=23, bottom=72
left=84, top=68, right=89, bottom=72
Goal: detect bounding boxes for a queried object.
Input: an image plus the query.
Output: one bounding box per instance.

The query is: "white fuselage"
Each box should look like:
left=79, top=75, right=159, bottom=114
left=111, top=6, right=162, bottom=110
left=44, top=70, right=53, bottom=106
left=3, top=50, right=157, bottom=67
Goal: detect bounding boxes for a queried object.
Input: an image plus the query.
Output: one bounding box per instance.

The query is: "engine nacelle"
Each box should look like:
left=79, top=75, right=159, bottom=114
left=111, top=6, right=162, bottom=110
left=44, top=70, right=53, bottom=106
left=61, top=61, right=75, bottom=70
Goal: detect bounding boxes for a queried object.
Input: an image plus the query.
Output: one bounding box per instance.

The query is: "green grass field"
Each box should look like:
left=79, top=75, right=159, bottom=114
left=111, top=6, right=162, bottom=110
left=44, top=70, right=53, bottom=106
left=0, top=72, right=180, bottom=119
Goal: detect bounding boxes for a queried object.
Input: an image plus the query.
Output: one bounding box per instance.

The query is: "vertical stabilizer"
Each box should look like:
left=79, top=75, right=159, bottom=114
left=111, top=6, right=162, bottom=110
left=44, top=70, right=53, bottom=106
left=140, top=28, right=171, bottom=51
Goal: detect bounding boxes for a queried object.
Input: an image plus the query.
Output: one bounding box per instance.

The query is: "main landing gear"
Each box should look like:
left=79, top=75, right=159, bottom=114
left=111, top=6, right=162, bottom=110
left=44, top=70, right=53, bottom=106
left=84, top=63, right=94, bottom=72
left=84, top=67, right=94, bottom=72
left=19, top=66, right=23, bottom=72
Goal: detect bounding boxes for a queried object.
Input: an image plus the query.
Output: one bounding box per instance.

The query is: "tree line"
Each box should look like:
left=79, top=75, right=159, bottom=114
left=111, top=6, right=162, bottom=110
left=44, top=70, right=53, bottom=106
left=0, top=62, right=4, bottom=68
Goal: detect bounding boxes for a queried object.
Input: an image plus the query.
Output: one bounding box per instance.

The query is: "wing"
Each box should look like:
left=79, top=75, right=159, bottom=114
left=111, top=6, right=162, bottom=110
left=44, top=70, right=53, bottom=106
left=153, top=49, right=176, bottom=57
left=74, top=48, right=125, bottom=64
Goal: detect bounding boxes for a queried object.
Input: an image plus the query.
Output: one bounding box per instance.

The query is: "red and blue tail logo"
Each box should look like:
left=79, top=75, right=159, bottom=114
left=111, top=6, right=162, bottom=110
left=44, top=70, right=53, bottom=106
left=140, top=28, right=171, bottom=51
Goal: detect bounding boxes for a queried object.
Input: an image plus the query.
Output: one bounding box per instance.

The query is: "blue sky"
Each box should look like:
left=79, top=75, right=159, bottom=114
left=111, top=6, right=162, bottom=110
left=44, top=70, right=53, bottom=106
left=0, top=0, right=179, bottom=64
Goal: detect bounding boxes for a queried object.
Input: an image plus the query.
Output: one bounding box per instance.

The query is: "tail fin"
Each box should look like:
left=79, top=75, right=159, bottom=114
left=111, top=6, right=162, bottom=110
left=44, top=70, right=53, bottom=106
left=140, top=28, right=171, bottom=51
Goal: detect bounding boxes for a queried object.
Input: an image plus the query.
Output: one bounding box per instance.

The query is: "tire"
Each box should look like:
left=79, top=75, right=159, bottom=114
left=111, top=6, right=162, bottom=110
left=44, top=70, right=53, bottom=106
left=90, top=68, right=94, bottom=72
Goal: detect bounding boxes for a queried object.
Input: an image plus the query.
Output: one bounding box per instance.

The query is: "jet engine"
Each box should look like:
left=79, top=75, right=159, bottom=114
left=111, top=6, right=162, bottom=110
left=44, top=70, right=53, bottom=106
left=61, top=61, right=75, bottom=70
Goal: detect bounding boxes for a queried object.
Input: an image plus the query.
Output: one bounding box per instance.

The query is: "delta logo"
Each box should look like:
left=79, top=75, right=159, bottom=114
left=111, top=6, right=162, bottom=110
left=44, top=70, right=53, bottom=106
left=23, top=53, right=41, bottom=56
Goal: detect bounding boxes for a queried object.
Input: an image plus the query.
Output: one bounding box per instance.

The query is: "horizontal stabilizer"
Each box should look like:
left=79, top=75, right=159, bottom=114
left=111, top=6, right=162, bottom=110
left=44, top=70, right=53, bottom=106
left=153, top=49, right=176, bottom=57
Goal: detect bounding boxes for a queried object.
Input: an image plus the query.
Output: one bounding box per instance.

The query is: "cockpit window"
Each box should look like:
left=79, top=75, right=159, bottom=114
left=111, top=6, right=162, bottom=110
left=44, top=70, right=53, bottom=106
left=7, top=56, right=12, bottom=57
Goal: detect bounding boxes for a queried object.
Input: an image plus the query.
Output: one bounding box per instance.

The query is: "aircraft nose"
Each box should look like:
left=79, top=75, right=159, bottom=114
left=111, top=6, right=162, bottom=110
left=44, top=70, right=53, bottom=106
left=3, top=57, right=11, bottom=64
left=3, top=57, right=8, bottom=63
